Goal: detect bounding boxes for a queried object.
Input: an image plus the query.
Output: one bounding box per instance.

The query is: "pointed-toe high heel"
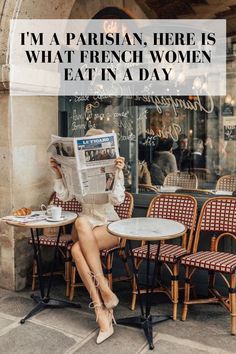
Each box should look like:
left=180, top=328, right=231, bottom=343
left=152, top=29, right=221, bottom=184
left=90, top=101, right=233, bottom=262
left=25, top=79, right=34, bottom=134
left=96, top=309, right=116, bottom=345
left=96, top=324, right=114, bottom=344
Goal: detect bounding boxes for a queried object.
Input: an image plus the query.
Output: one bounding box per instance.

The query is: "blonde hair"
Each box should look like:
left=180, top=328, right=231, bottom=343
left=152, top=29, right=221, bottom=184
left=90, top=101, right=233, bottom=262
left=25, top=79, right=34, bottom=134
left=85, top=128, right=106, bottom=136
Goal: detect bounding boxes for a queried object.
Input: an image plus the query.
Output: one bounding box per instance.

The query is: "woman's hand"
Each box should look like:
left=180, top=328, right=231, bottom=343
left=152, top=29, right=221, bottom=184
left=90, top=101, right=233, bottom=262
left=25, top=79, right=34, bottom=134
left=49, top=157, right=62, bottom=179
left=115, top=157, right=125, bottom=171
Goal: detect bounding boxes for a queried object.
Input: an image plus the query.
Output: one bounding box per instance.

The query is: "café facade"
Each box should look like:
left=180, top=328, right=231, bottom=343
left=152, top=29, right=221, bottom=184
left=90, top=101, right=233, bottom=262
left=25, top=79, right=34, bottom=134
left=0, top=0, right=236, bottom=293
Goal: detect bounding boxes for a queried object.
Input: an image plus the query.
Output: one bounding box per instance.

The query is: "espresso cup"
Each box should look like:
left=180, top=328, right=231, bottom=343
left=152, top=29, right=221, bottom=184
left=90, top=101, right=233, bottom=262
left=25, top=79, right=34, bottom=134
left=51, top=206, right=62, bottom=220
left=41, top=204, right=55, bottom=217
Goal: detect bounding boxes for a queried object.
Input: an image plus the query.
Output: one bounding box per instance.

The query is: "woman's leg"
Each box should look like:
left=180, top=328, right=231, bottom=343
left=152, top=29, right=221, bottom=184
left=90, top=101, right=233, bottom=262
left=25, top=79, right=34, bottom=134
left=74, top=217, right=119, bottom=304
left=93, top=225, right=120, bottom=303
left=71, top=224, right=78, bottom=242
left=71, top=241, right=110, bottom=331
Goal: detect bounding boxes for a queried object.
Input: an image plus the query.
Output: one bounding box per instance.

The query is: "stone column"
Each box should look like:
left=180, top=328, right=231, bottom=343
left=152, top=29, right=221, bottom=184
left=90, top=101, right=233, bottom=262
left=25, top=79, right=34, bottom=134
left=0, top=91, right=58, bottom=290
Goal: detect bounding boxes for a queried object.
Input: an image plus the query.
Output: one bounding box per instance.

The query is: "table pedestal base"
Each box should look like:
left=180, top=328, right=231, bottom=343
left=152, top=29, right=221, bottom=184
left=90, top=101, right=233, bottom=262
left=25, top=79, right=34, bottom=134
left=20, top=294, right=81, bottom=324
left=117, top=315, right=170, bottom=350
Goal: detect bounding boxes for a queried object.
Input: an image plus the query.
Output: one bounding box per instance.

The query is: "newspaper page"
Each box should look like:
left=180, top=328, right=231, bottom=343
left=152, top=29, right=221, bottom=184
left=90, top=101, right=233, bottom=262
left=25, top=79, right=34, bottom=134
left=47, top=135, right=84, bottom=197
left=74, top=133, right=119, bottom=196
left=47, top=133, right=119, bottom=197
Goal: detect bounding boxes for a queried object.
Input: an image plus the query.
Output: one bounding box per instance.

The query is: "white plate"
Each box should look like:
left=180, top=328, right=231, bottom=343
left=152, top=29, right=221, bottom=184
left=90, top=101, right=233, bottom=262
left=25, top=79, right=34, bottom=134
left=46, top=217, right=65, bottom=222
left=14, top=213, right=32, bottom=218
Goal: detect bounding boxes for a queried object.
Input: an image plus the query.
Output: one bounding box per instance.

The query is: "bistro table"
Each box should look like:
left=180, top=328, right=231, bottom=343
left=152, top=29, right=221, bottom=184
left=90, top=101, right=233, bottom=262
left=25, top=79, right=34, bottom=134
left=5, top=211, right=80, bottom=323
left=108, top=217, right=186, bottom=350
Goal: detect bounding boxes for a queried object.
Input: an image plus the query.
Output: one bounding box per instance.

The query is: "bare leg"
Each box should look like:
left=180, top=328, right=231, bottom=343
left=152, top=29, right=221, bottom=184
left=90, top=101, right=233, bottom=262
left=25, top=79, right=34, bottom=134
left=71, top=224, right=78, bottom=242
left=74, top=217, right=119, bottom=305
left=71, top=242, right=110, bottom=331
left=93, top=225, right=120, bottom=304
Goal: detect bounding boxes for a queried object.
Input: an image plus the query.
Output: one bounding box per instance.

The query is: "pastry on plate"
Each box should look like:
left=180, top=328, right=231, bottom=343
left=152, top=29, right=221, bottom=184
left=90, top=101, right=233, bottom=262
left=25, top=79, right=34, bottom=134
left=13, top=207, right=32, bottom=216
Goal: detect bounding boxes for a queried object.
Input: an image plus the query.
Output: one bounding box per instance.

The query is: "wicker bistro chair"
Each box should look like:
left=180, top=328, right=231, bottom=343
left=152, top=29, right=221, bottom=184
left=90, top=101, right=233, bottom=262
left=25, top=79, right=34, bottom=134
left=69, top=191, right=134, bottom=301
left=181, top=197, right=236, bottom=335
left=216, top=175, right=236, bottom=192
left=130, top=194, right=197, bottom=320
left=29, top=193, right=82, bottom=297
left=164, top=171, right=198, bottom=190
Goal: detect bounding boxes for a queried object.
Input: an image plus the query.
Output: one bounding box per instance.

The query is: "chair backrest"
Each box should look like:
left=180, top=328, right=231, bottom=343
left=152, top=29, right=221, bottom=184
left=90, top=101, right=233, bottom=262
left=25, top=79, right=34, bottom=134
left=216, top=175, right=236, bottom=192
left=114, top=191, right=134, bottom=219
left=50, top=191, right=133, bottom=219
left=49, top=192, right=82, bottom=213
left=189, top=168, right=210, bottom=183
left=164, top=172, right=198, bottom=189
left=193, top=197, right=236, bottom=252
left=147, top=194, right=197, bottom=251
left=139, top=184, right=159, bottom=193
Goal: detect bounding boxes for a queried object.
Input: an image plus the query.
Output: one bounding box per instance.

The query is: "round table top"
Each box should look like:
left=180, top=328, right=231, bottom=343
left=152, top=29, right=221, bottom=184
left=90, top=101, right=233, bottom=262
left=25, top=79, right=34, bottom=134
left=5, top=211, right=77, bottom=229
left=107, top=217, right=186, bottom=241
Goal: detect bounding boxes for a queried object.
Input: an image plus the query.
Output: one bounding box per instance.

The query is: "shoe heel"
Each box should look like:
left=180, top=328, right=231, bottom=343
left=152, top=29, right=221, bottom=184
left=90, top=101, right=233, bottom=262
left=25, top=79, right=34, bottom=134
left=112, top=315, right=117, bottom=325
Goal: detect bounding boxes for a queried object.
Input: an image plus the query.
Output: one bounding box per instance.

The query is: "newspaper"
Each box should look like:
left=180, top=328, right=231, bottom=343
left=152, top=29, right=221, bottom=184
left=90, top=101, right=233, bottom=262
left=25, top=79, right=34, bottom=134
left=1, top=214, right=46, bottom=224
left=47, top=133, right=119, bottom=197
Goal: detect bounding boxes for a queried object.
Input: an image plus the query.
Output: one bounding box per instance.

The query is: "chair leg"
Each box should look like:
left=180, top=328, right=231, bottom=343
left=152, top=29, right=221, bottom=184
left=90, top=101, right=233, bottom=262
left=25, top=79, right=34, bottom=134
left=32, top=258, right=37, bottom=291
left=172, top=263, right=179, bottom=321
left=69, top=264, right=76, bottom=301
left=208, top=270, right=215, bottom=296
left=65, top=250, right=71, bottom=297
left=106, top=254, right=113, bottom=290
left=230, top=273, right=236, bottom=335
left=131, top=274, right=137, bottom=311
left=120, top=250, right=131, bottom=279
left=182, top=266, right=191, bottom=321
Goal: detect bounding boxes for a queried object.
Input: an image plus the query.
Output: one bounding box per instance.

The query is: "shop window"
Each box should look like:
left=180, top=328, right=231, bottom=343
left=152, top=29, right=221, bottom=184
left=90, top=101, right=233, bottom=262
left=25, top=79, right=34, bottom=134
left=58, top=36, right=236, bottom=195
left=59, top=94, right=236, bottom=194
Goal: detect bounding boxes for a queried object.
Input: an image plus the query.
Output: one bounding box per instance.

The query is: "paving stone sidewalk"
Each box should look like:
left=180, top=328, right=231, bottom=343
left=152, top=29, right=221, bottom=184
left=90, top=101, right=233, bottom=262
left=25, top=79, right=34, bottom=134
left=0, top=283, right=235, bottom=354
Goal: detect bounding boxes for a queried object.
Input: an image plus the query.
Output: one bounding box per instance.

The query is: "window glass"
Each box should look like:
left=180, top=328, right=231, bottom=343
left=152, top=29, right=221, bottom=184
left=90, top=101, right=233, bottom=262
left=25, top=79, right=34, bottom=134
left=59, top=37, right=236, bottom=195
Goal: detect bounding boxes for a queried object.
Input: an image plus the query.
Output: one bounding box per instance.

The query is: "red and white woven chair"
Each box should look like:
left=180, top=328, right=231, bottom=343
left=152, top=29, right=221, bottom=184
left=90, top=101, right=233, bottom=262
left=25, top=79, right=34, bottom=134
left=216, top=175, right=236, bottom=192
left=69, top=191, right=134, bottom=300
left=29, top=193, right=82, bottom=296
left=181, top=197, right=236, bottom=335
left=131, top=194, right=197, bottom=320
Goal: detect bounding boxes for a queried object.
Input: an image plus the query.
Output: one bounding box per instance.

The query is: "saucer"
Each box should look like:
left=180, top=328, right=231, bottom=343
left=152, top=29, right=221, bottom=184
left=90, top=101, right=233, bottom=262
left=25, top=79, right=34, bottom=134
left=46, top=217, right=65, bottom=222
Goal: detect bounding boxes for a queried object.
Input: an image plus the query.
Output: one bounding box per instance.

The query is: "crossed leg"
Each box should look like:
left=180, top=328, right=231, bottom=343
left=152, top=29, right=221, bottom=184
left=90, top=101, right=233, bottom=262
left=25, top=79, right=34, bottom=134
left=71, top=216, right=119, bottom=331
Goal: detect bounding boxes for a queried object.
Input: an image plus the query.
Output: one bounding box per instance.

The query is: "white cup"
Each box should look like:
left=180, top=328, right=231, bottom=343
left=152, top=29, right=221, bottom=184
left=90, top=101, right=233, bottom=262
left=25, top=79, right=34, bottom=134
left=51, top=206, right=62, bottom=220
left=41, top=204, right=55, bottom=217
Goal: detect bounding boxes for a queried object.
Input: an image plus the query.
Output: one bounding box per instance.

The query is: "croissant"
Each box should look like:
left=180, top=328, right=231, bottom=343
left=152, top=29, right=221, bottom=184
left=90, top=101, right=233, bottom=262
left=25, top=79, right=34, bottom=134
left=13, top=207, right=32, bottom=216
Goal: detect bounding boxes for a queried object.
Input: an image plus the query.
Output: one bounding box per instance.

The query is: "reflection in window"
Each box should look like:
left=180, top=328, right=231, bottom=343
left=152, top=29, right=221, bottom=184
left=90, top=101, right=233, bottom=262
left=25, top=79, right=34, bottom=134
left=59, top=94, right=236, bottom=194
left=137, top=96, right=236, bottom=192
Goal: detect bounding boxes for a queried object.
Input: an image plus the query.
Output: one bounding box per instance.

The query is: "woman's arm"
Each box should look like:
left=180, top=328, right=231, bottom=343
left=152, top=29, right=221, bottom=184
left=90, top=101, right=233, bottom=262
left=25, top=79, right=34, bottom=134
left=54, top=178, right=71, bottom=201
left=108, top=157, right=125, bottom=205
left=50, top=157, right=72, bottom=201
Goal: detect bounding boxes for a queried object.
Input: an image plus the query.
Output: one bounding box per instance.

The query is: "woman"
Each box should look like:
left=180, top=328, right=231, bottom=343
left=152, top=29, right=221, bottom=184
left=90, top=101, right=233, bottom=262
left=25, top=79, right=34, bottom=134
left=50, top=128, right=125, bottom=344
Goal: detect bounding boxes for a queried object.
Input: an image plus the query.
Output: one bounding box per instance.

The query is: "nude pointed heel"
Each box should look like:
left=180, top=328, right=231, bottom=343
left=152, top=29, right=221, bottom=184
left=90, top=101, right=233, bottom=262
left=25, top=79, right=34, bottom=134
left=96, top=309, right=116, bottom=344
left=96, top=325, right=114, bottom=344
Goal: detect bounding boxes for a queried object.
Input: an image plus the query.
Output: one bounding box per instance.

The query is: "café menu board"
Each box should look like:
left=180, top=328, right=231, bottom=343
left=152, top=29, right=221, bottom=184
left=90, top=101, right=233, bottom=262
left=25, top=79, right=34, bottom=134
left=224, top=116, right=236, bottom=141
